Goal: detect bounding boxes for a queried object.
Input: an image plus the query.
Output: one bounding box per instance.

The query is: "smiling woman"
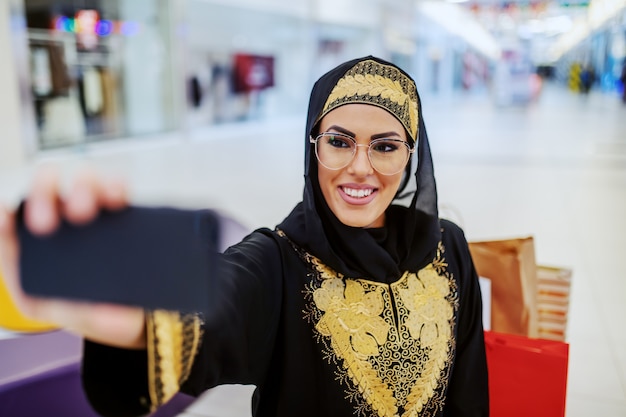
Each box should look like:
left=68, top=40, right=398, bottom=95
left=315, top=104, right=409, bottom=228
left=0, top=56, right=489, bottom=417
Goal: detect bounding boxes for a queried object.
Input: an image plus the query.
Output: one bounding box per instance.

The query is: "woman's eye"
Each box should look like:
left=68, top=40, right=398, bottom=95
left=372, top=141, right=400, bottom=153
left=326, top=136, right=352, bottom=149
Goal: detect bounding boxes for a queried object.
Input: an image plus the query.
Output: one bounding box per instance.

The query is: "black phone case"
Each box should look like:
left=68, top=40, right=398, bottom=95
left=18, top=205, right=220, bottom=313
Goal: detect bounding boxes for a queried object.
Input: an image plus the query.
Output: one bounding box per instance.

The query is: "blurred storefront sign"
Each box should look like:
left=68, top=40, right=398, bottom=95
left=52, top=11, right=141, bottom=38
left=232, top=54, right=274, bottom=93
left=18, top=0, right=177, bottom=150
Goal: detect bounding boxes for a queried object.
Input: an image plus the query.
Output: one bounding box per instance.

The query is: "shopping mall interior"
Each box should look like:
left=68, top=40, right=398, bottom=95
left=0, top=0, right=625, bottom=416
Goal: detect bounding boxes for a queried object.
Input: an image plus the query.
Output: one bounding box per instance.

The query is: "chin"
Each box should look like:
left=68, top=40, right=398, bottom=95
left=337, top=214, right=382, bottom=229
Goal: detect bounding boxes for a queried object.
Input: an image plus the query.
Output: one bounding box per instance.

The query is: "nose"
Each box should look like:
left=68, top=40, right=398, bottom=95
left=347, top=144, right=374, bottom=176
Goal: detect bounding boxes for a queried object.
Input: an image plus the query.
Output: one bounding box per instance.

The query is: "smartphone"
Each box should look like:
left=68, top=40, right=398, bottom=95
left=17, top=205, right=220, bottom=313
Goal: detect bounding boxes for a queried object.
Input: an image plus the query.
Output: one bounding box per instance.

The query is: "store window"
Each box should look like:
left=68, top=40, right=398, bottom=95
left=182, top=1, right=310, bottom=128
left=24, top=0, right=176, bottom=149
left=181, top=1, right=382, bottom=129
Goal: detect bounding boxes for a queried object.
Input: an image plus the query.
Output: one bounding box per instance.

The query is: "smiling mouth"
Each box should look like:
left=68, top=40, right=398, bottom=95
left=341, top=186, right=375, bottom=198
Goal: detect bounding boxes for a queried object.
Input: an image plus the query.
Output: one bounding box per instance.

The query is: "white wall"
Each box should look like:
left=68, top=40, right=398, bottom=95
left=413, top=15, right=460, bottom=97
left=0, top=0, right=29, bottom=170
left=183, top=0, right=390, bottom=121
left=120, top=0, right=174, bottom=135
left=313, top=0, right=380, bottom=28
left=184, top=2, right=319, bottom=120
left=189, top=0, right=310, bottom=19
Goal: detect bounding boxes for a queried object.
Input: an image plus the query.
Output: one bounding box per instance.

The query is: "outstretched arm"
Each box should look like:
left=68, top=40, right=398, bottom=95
left=0, top=167, right=146, bottom=349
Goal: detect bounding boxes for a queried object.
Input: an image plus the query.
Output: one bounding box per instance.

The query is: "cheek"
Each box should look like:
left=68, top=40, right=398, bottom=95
left=317, top=166, right=335, bottom=200
left=383, top=174, right=404, bottom=198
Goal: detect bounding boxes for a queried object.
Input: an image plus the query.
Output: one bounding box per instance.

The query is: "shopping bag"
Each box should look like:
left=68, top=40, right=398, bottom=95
left=0, top=268, right=58, bottom=332
left=485, top=330, right=569, bottom=417
left=536, top=265, right=572, bottom=341
left=469, top=237, right=538, bottom=337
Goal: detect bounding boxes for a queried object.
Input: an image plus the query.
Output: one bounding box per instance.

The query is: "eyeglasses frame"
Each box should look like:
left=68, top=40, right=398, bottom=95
left=309, top=131, right=416, bottom=176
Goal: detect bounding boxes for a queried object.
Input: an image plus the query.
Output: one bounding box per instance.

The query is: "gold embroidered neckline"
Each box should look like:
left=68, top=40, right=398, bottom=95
left=302, top=243, right=458, bottom=417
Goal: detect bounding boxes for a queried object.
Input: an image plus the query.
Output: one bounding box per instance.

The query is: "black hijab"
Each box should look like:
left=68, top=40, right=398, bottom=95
left=278, top=56, right=440, bottom=282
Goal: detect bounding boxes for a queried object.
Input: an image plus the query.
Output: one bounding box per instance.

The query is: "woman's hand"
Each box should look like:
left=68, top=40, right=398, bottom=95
left=0, top=167, right=147, bottom=349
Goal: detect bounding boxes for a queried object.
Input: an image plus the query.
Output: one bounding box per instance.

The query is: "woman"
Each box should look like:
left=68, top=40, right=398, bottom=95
left=0, top=56, right=488, bottom=416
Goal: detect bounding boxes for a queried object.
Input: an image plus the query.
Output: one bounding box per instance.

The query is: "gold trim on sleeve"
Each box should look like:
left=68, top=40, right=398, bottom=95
left=146, top=310, right=204, bottom=411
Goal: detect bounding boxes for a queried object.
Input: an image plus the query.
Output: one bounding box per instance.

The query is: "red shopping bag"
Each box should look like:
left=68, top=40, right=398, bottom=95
left=484, top=331, right=569, bottom=417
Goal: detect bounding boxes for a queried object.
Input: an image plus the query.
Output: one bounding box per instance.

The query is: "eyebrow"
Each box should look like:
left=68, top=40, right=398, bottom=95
left=326, top=125, right=403, bottom=140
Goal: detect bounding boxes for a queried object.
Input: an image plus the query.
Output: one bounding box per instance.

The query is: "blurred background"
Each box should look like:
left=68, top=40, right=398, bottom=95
left=1, top=0, right=625, bottom=158
left=0, top=0, right=625, bottom=416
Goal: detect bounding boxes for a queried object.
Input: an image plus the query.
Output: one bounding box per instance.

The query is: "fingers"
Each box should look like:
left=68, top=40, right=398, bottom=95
left=25, top=167, right=61, bottom=236
left=22, top=167, right=129, bottom=234
left=64, top=169, right=129, bottom=224
left=100, top=176, right=129, bottom=211
left=63, top=168, right=101, bottom=225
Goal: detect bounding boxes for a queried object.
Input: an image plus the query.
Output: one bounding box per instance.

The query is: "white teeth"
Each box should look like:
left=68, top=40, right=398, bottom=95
left=343, top=187, right=373, bottom=198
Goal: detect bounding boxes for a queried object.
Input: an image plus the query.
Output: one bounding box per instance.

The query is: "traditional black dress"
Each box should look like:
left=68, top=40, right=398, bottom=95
left=82, top=56, right=489, bottom=417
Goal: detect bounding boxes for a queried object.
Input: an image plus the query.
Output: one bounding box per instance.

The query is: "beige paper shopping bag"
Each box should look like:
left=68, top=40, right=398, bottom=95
left=469, top=237, right=538, bottom=337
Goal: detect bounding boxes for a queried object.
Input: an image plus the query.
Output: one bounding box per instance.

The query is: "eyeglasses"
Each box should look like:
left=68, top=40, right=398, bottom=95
left=310, top=132, right=415, bottom=176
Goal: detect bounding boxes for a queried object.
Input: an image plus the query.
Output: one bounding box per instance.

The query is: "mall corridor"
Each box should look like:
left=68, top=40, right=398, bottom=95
left=1, top=83, right=625, bottom=416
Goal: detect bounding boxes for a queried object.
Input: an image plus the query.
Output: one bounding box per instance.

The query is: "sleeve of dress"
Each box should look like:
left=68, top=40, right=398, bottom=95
left=178, top=229, right=283, bottom=393
left=82, top=310, right=205, bottom=417
left=440, top=220, right=490, bottom=417
left=145, top=310, right=204, bottom=409
left=82, top=229, right=282, bottom=416
left=82, top=340, right=151, bottom=417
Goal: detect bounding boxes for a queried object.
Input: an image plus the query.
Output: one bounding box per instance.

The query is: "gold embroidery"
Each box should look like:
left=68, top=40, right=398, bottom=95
left=146, top=310, right=204, bottom=411
left=304, top=245, right=457, bottom=417
left=319, top=59, right=419, bottom=141
left=326, top=75, right=408, bottom=111
left=315, top=279, right=390, bottom=358
left=393, top=268, right=454, bottom=416
left=432, top=242, right=448, bottom=275
left=397, top=269, right=453, bottom=347
left=314, top=277, right=398, bottom=416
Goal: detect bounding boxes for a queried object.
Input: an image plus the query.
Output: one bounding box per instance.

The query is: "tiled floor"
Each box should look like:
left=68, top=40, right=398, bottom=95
left=1, top=83, right=625, bottom=416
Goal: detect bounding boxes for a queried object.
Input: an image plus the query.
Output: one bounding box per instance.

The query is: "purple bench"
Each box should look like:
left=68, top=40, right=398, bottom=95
left=0, top=330, right=98, bottom=417
left=0, top=331, right=195, bottom=417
